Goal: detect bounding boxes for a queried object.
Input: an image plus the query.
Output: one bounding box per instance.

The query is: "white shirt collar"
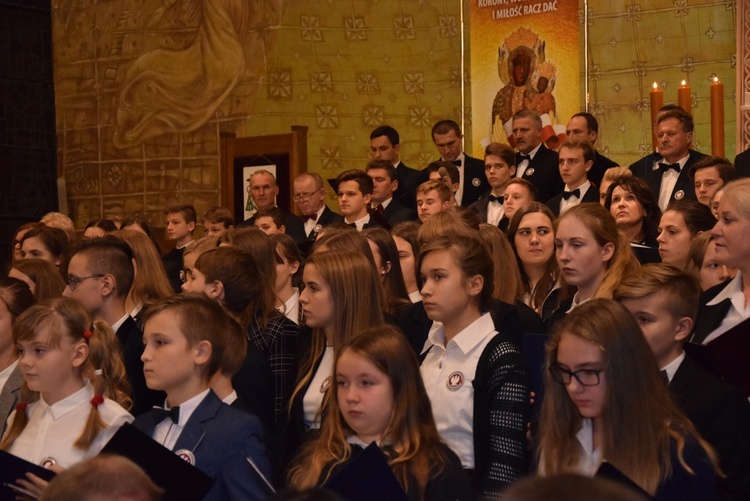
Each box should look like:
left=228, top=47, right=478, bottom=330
left=526, top=142, right=543, bottom=160
left=345, top=213, right=371, bottom=231
left=660, top=351, right=685, bottom=383
left=222, top=390, right=238, bottom=406
left=374, top=197, right=393, bottom=210
left=421, top=313, right=496, bottom=355
left=177, top=240, right=195, bottom=250
left=565, top=180, right=591, bottom=194
left=40, top=380, right=92, bottom=421
left=165, top=388, right=210, bottom=427
left=707, top=272, right=742, bottom=306
left=111, top=312, right=130, bottom=333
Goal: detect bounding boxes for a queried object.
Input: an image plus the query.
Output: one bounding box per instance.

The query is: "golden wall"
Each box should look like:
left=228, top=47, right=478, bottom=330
left=51, top=0, right=737, bottom=227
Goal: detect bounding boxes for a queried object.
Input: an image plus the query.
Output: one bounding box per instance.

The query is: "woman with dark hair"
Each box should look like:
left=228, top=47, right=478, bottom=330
left=391, top=221, right=422, bottom=303
left=363, top=228, right=411, bottom=316
left=19, top=225, right=71, bottom=278
left=83, top=219, right=118, bottom=239
left=657, top=200, right=716, bottom=269
left=10, top=222, right=44, bottom=265
left=604, top=176, right=661, bottom=264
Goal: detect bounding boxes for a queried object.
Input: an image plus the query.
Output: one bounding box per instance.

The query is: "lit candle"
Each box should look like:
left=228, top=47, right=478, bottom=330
left=650, top=82, right=664, bottom=152
left=711, top=76, right=724, bottom=157
left=678, top=80, right=691, bottom=114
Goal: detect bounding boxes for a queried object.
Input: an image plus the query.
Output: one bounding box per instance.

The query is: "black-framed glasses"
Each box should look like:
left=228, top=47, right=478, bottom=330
left=549, top=364, right=604, bottom=387
left=179, top=267, right=191, bottom=283
left=67, top=274, right=105, bottom=291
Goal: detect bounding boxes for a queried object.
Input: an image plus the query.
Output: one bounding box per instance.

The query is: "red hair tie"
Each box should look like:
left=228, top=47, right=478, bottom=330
left=82, top=330, right=93, bottom=341
left=16, top=402, right=27, bottom=412
left=90, top=394, right=104, bottom=408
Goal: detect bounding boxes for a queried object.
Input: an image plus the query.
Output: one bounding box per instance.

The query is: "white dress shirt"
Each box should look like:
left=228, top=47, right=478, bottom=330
left=303, top=345, right=334, bottom=430
left=559, top=181, right=592, bottom=215
left=657, top=153, right=689, bottom=212
left=486, top=193, right=506, bottom=226
left=7, top=381, right=132, bottom=467
left=304, top=205, right=327, bottom=237
left=515, top=143, right=543, bottom=179
left=345, top=213, right=371, bottom=231
left=152, top=388, right=210, bottom=451
left=278, top=288, right=300, bottom=325
left=703, top=272, right=750, bottom=344
left=420, top=314, right=497, bottom=468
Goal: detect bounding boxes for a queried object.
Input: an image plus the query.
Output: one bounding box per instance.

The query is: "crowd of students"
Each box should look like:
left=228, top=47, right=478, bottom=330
left=2, top=110, right=750, bottom=500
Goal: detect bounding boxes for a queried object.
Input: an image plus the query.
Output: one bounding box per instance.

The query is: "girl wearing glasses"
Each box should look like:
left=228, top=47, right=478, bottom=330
left=538, top=299, right=719, bottom=499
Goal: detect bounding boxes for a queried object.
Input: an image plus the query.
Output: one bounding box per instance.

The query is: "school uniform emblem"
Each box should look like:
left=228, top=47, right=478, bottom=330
left=175, top=449, right=196, bottom=466
left=526, top=168, right=535, bottom=177
left=446, top=371, right=464, bottom=391
left=320, top=376, right=331, bottom=393
left=674, top=190, right=685, bottom=200
left=40, top=457, right=56, bottom=468
left=472, top=177, right=481, bottom=187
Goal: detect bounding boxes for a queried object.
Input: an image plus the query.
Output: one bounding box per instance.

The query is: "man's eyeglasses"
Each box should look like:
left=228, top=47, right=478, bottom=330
left=549, top=364, right=604, bottom=387
left=179, top=267, right=191, bottom=283
left=293, top=189, right=322, bottom=202
left=68, top=274, right=105, bottom=291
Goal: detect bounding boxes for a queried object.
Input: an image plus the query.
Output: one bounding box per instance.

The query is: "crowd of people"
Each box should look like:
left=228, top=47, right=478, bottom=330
left=2, top=109, right=750, bottom=500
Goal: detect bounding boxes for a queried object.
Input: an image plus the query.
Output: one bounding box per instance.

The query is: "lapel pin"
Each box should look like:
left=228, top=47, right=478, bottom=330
left=175, top=449, right=196, bottom=466
left=674, top=190, right=685, bottom=200
left=446, top=371, right=464, bottom=391
left=526, top=167, right=535, bottom=176
left=40, top=457, right=56, bottom=468
left=472, top=178, right=481, bottom=187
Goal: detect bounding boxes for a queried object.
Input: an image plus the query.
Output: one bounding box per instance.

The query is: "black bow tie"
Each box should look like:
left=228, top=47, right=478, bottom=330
left=518, top=154, right=531, bottom=162
left=659, top=162, right=680, bottom=173
left=488, top=194, right=504, bottom=204
left=301, top=213, right=318, bottom=223
left=152, top=406, right=180, bottom=424
left=451, top=160, right=461, bottom=167
left=562, top=189, right=581, bottom=200
left=347, top=222, right=357, bottom=228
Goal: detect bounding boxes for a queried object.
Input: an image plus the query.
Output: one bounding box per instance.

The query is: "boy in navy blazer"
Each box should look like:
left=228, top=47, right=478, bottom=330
left=134, top=294, right=271, bottom=501
left=615, top=265, right=750, bottom=500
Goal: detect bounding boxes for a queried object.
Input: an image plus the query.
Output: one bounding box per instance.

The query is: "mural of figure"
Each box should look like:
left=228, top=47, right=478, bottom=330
left=525, top=62, right=557, bottom=118
left=492, top=46, right=538, bottom=127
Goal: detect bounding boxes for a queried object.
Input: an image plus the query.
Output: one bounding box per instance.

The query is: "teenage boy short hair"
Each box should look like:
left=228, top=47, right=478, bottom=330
left=253, top=207, right=286, bottom=229
left=164, top=204, right=197, bottom=225
left=416, top=179, right=451, bottom=203
left=365, top=159, right=397, bottom=182
left=336, top=169, right=373, bottom=196
left=201, top=207, right=235, bottom=228
left=612, top=263, right=701, bottom=321
left=74, top=236, right=135, bottom=300
left=142, top=293, right=230, bottom=381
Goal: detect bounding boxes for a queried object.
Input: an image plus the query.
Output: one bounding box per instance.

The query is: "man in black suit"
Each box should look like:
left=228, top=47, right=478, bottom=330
left=545, top=139, right=599, bottom=216
left=511, top=110, right=563, bottom=203
left=616, top=265, right=750, bottom=500
left=64, top=236, right=164, bottom=416
left=239, top=169, right=306, bottom=243
left=469, top=142, right=516, bottom=228
left=733, top=147, right=750, bottom=179
left=565, top=112, right=618, bottom=187
left=336, top=169, right=384, bottom=231
left=293, top=172, right=343, bottom=241
left=365, top=159, right=417, bottom=229
left=429, top=119, right=490, bottom=206
left=369, top=125, right=420, bottom=210
left=643, top=109, right=706, bottom=212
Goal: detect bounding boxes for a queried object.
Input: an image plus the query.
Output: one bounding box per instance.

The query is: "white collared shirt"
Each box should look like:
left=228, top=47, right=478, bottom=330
left=420, top=313, right=497, bottom=468
left=303, top=346, right=334, bottom=430
left=486, top=192, right=506, bottom=226
left=516, top=143, right=543, bottom=178
left=129, top=302, right=143, bottom=319
left=153, top=388, right=210, bottom=451
left=660, top=351, right=686, bottom=383
left=278, top=288, right=300, bottom=325
left=345, top=213, right=371, bottom=231
left=657, top=153, right=690, bottom=212
left=574, top=418, right=603, bottom=476
left=408, top=290, right=422, bottom=303
left=566, top=291, right=592, bottom=314
left=304, top=206, right=326, bottom=237
left=559, top=181, right=592, bottom=215
left=703, top=272, right=750, bottom=344
left=0, top=360, right=18, bottom=394
left=222, top=390, right=238, bottom=406
left=7, top=381, right=133, bottom=467
left=110, top=312, right=130, bottom=334
left=373, top=197, right=393, bottom=211
left=177, top=240, right=195, bottom=250
left=450, top=153, right=466, bottom=206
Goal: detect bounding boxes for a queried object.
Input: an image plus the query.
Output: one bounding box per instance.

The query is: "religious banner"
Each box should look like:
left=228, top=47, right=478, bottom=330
left=470, top=0, right=580, bottom=155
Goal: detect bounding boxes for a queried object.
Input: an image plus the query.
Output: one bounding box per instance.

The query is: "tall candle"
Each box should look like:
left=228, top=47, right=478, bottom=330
left=678, top=80, right=692, bottom=114
left=711, top=76, right=724, bottom=157
left=650, top=82, right=663, bottom=152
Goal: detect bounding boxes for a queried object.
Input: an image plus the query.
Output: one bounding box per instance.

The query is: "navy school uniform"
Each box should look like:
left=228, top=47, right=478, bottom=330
left=133, top=390, right=271, bottom=501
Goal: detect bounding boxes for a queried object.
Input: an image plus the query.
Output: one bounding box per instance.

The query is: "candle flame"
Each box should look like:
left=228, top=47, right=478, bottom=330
left=653, top=82, right=658, bottom=89
left=714, top=76, right=719, bottom=83
left=681, top=80, right=687, bottom=86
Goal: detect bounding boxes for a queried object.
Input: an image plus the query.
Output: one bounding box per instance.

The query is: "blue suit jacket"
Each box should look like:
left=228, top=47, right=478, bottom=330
left=133, top=390, right=271, bottom=501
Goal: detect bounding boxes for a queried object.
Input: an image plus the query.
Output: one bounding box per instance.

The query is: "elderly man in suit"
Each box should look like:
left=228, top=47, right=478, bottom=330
left=512, top=109, right=563, bottom=203
left=293, top=172, right=343, bottom=240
